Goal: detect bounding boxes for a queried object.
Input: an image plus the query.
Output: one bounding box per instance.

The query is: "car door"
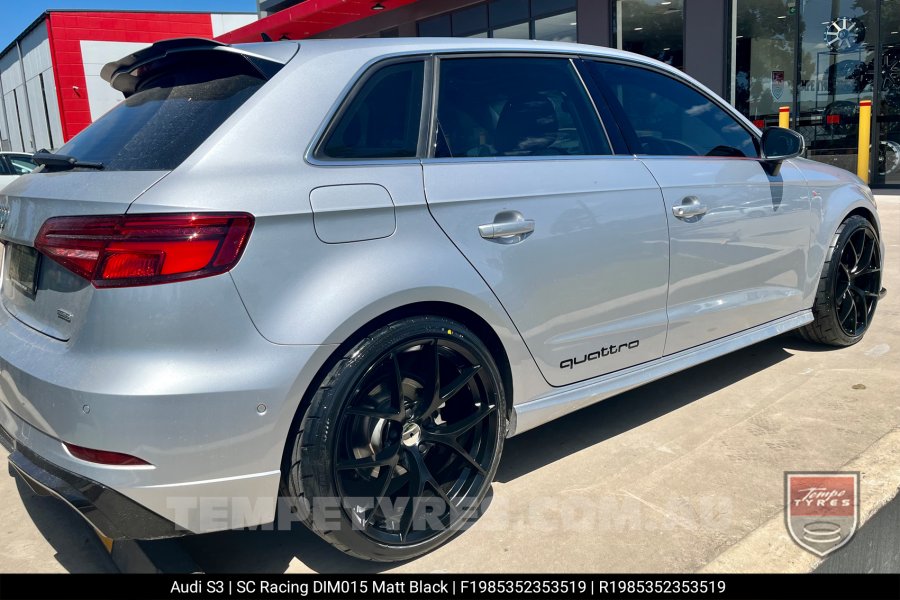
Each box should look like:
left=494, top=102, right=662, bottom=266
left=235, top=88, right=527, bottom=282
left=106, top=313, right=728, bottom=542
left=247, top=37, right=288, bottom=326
left=423, top=55, right=670, bottom=387
left=583, top=60, right=811, bottom=355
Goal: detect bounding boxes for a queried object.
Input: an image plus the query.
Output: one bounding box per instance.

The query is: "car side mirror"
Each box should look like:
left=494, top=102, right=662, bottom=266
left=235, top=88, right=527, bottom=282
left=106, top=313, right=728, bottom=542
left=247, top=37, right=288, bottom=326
left=760, top=127, right=805, bottom=176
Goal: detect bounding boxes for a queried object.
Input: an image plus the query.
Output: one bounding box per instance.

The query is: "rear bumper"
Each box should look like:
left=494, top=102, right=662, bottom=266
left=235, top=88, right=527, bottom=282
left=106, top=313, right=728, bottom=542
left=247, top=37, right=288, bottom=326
left=0, top=272, right=338, bottom=535
left=1, top=424, right=184, bottom=540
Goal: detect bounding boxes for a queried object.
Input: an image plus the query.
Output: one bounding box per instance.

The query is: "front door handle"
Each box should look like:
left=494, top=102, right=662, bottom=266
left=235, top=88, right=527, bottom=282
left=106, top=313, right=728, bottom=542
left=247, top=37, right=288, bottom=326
left=478, top=211, right=535, bottom=243
left=672, top=196, right=708, bottom=220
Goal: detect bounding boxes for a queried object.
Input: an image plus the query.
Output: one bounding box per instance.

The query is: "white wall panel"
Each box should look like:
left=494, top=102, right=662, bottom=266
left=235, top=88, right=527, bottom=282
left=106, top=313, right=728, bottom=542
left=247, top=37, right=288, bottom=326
left=80, top=40, right=148, bottom=122
left=211, top=13, right=257, bottom=37
left=3, top=92, right=23, bottom=151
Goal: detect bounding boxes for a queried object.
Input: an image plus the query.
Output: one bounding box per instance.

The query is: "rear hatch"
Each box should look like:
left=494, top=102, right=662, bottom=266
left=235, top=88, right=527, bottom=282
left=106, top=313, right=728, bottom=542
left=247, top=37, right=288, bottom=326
left=0, top=38, right=296, bottom=341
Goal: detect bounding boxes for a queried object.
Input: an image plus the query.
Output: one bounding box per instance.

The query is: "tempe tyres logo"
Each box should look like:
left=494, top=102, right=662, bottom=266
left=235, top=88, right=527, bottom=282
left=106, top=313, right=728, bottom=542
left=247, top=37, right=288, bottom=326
left=785, top=472, right=859, bottom=557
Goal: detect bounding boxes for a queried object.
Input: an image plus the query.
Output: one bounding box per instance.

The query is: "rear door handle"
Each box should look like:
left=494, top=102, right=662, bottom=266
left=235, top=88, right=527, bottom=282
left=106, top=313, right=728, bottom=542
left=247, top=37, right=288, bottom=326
left=478, top=211, right=535, bottom=242
left=478, top=220, right=535, bottom=239
left=672, top=196, right=708, bottom=219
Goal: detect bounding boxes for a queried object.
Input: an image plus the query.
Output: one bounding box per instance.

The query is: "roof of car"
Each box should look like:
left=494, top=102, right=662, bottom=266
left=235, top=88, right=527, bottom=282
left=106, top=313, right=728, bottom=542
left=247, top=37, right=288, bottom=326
left=245, top=37, right=675, bottom=72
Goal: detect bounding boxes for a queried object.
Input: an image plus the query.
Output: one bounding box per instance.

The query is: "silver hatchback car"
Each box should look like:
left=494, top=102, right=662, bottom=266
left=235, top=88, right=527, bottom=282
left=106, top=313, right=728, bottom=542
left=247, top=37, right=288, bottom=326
left=0, top=37, right=885, bottom=562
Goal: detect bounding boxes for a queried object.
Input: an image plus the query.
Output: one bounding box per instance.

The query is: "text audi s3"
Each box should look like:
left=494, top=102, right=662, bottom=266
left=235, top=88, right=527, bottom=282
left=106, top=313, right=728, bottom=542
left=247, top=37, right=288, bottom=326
left=0, top=37, right=886, bottom=561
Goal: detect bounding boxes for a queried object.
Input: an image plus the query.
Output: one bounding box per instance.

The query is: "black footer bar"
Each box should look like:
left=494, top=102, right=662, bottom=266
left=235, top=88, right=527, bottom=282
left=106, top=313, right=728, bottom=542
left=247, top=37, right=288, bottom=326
left=1, top=573, right=898, bottom=600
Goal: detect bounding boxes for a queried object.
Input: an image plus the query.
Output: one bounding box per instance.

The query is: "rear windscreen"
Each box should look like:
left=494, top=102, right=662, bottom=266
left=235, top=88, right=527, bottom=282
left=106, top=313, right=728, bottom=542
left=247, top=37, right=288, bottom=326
left=58, top=56, right=268, bottom=171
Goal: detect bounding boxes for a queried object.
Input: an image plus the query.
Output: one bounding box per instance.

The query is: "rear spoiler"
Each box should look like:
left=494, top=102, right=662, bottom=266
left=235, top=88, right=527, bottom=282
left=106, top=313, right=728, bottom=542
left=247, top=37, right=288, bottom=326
left=101, top=37, right=298, bottom=96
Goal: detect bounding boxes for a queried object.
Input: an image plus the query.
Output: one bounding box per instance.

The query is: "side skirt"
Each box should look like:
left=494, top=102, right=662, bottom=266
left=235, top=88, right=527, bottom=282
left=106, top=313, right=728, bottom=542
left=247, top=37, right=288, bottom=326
left=509, top=310, right=813, bottom=436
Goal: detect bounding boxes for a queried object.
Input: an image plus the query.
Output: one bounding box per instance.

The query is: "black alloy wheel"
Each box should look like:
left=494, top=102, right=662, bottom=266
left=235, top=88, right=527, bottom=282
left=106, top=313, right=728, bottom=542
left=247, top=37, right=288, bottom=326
left=286, top=316, right=506, bottom=561
left=799, top=215, right=883, bottom=346
left=833, top=224, right=881, bottom=337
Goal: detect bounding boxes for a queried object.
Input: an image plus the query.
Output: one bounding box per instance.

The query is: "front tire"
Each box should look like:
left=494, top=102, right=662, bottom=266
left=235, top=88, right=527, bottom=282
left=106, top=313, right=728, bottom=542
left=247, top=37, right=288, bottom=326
left=798, top=215, right=882, bottom=346
left=286, top=316, right=506, bottom=562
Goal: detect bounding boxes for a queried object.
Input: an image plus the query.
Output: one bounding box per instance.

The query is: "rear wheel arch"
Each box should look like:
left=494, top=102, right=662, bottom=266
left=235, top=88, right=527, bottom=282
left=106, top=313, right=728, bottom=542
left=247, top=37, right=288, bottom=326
left=279, top=301, right=514, bottom=479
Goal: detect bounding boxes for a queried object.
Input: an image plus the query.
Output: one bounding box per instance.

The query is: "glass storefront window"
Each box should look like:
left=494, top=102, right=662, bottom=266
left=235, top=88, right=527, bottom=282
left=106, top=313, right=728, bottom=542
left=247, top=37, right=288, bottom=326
left=878, top=0, right=900, bottom=184
left=493, top=22, right=531, bottom=39
left=417, top=0, right=577, bottom=42
left=615, top=0, right=684, bottom=70
left=534, top=11, right=577, bottom=42
left=491, top=0, right=530, bottom=38
left=453, top=4, right=489, bottom=37
left=734, top=0, right=797, bottom=128
left=798, top=0, right=877, bottom=174
left=417, top=14, right=451, bottom=37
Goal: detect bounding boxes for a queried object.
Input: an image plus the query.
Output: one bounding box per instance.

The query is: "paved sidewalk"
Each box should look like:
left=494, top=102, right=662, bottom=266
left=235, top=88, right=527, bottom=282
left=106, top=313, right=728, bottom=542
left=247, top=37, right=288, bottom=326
left=1, top=196, right=898, bottom=573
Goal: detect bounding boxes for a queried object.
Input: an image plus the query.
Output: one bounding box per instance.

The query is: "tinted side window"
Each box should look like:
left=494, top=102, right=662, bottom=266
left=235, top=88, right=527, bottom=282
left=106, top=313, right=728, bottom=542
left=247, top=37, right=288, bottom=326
left=9, top=155, right=36, bottom=174
left=587, top=62, right=758, bottom=158
left=435, top=57, right=610, bottom=158
left=0, top=158, right=10, bottom=176
left=320, top=61, right=424, bottom=159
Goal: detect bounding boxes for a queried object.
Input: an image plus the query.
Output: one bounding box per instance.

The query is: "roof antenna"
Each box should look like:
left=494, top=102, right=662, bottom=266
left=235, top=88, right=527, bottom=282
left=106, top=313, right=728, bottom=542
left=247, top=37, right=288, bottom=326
left=260, top=32, right=273, bottom=42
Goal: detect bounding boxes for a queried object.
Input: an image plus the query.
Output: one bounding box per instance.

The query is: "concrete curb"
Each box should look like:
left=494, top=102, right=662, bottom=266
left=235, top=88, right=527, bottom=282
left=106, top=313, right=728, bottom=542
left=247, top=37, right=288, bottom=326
left=698, top=428, right=900, bottom=573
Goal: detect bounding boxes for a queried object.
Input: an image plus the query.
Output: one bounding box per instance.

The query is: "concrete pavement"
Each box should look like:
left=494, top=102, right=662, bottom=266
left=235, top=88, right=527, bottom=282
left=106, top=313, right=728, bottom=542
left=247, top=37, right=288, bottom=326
left=1, top=195, right=898, bottom=573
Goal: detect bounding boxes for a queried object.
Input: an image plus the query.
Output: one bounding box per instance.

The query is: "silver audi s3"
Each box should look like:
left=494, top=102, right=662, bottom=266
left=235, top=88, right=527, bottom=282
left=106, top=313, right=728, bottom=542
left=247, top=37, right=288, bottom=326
left=0, top=37, right=886, bottom=562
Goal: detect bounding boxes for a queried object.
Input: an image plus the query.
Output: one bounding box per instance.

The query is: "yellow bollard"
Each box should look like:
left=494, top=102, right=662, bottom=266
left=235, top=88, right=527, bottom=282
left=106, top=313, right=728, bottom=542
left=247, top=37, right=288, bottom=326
left=857, top=99, right=872, bottom=183
left=779, top=106, right=790, bottom=129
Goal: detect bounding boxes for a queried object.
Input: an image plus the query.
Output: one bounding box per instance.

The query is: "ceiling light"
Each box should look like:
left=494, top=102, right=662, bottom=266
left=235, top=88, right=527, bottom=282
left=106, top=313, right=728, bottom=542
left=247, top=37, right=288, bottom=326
left=736, top=35, right=743, bottom=38
left=777, top=15, right=787, bottom=19
left=663, top=47, right=670, bottom=50
left=570, top=22, right=577, bottom=26
left=372, top=2, right=385, bottom=10
left=634, top=27, right=643, bottom=31
left=661, top=1, right=672, bottom=4
left=893, top=31, right=899, bottom=34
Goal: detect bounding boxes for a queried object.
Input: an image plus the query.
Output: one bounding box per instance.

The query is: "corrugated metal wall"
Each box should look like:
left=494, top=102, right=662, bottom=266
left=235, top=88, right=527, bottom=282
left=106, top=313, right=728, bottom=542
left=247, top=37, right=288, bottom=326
left=0, top=20, right=63, bottom=152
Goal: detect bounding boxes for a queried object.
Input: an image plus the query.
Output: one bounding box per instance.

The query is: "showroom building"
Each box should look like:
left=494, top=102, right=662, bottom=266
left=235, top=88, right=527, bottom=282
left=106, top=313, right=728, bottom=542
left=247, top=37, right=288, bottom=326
left=221, top=0, right=900, bottom=186
left=0, top=10, right=255, bottom=154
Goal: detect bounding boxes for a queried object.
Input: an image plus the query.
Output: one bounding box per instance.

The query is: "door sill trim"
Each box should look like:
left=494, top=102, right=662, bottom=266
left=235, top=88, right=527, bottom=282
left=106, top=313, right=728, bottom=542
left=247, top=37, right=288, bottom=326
left=509, top=310, right=813, bottom=436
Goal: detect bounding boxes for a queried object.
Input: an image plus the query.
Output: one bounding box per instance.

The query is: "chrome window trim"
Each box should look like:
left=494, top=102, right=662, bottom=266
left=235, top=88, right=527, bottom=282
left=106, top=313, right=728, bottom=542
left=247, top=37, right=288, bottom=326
left=421, top=154, right=644, bottom=165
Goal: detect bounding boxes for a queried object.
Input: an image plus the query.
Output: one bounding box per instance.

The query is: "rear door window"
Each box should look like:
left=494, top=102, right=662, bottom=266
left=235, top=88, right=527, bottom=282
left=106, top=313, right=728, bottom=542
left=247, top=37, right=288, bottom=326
left=434, top=57, right=611, bottom=158
left=58, top=55, right=270, bottom=171
left=318, top=60, right=425, bottom=160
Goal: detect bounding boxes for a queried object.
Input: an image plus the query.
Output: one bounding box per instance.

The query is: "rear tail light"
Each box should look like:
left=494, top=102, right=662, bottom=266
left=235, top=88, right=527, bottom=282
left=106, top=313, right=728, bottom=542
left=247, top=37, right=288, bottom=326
left=64, top=442, right=151, bottom=467
left=35, top=213, right=254, bottom=288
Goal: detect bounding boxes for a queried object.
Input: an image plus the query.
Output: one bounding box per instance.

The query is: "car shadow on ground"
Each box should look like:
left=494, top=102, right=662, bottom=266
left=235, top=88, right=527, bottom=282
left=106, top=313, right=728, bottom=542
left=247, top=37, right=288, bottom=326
left=178, top=335, right=795, bottom=573
left=9, top=474, right=117, bottom=573
left=12, top=335, right=795, bottom=573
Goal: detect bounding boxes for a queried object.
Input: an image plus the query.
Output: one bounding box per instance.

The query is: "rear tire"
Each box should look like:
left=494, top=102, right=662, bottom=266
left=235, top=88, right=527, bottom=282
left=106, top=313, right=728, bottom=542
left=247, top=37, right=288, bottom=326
left=798, top=215, right=882, bottom=346
left=285, top=316, right=506, bottom=562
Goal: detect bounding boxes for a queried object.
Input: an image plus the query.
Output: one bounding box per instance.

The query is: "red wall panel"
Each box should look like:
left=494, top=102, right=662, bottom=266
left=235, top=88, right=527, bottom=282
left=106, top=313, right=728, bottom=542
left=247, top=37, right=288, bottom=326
left=46, top=11, right=215, bottom=142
